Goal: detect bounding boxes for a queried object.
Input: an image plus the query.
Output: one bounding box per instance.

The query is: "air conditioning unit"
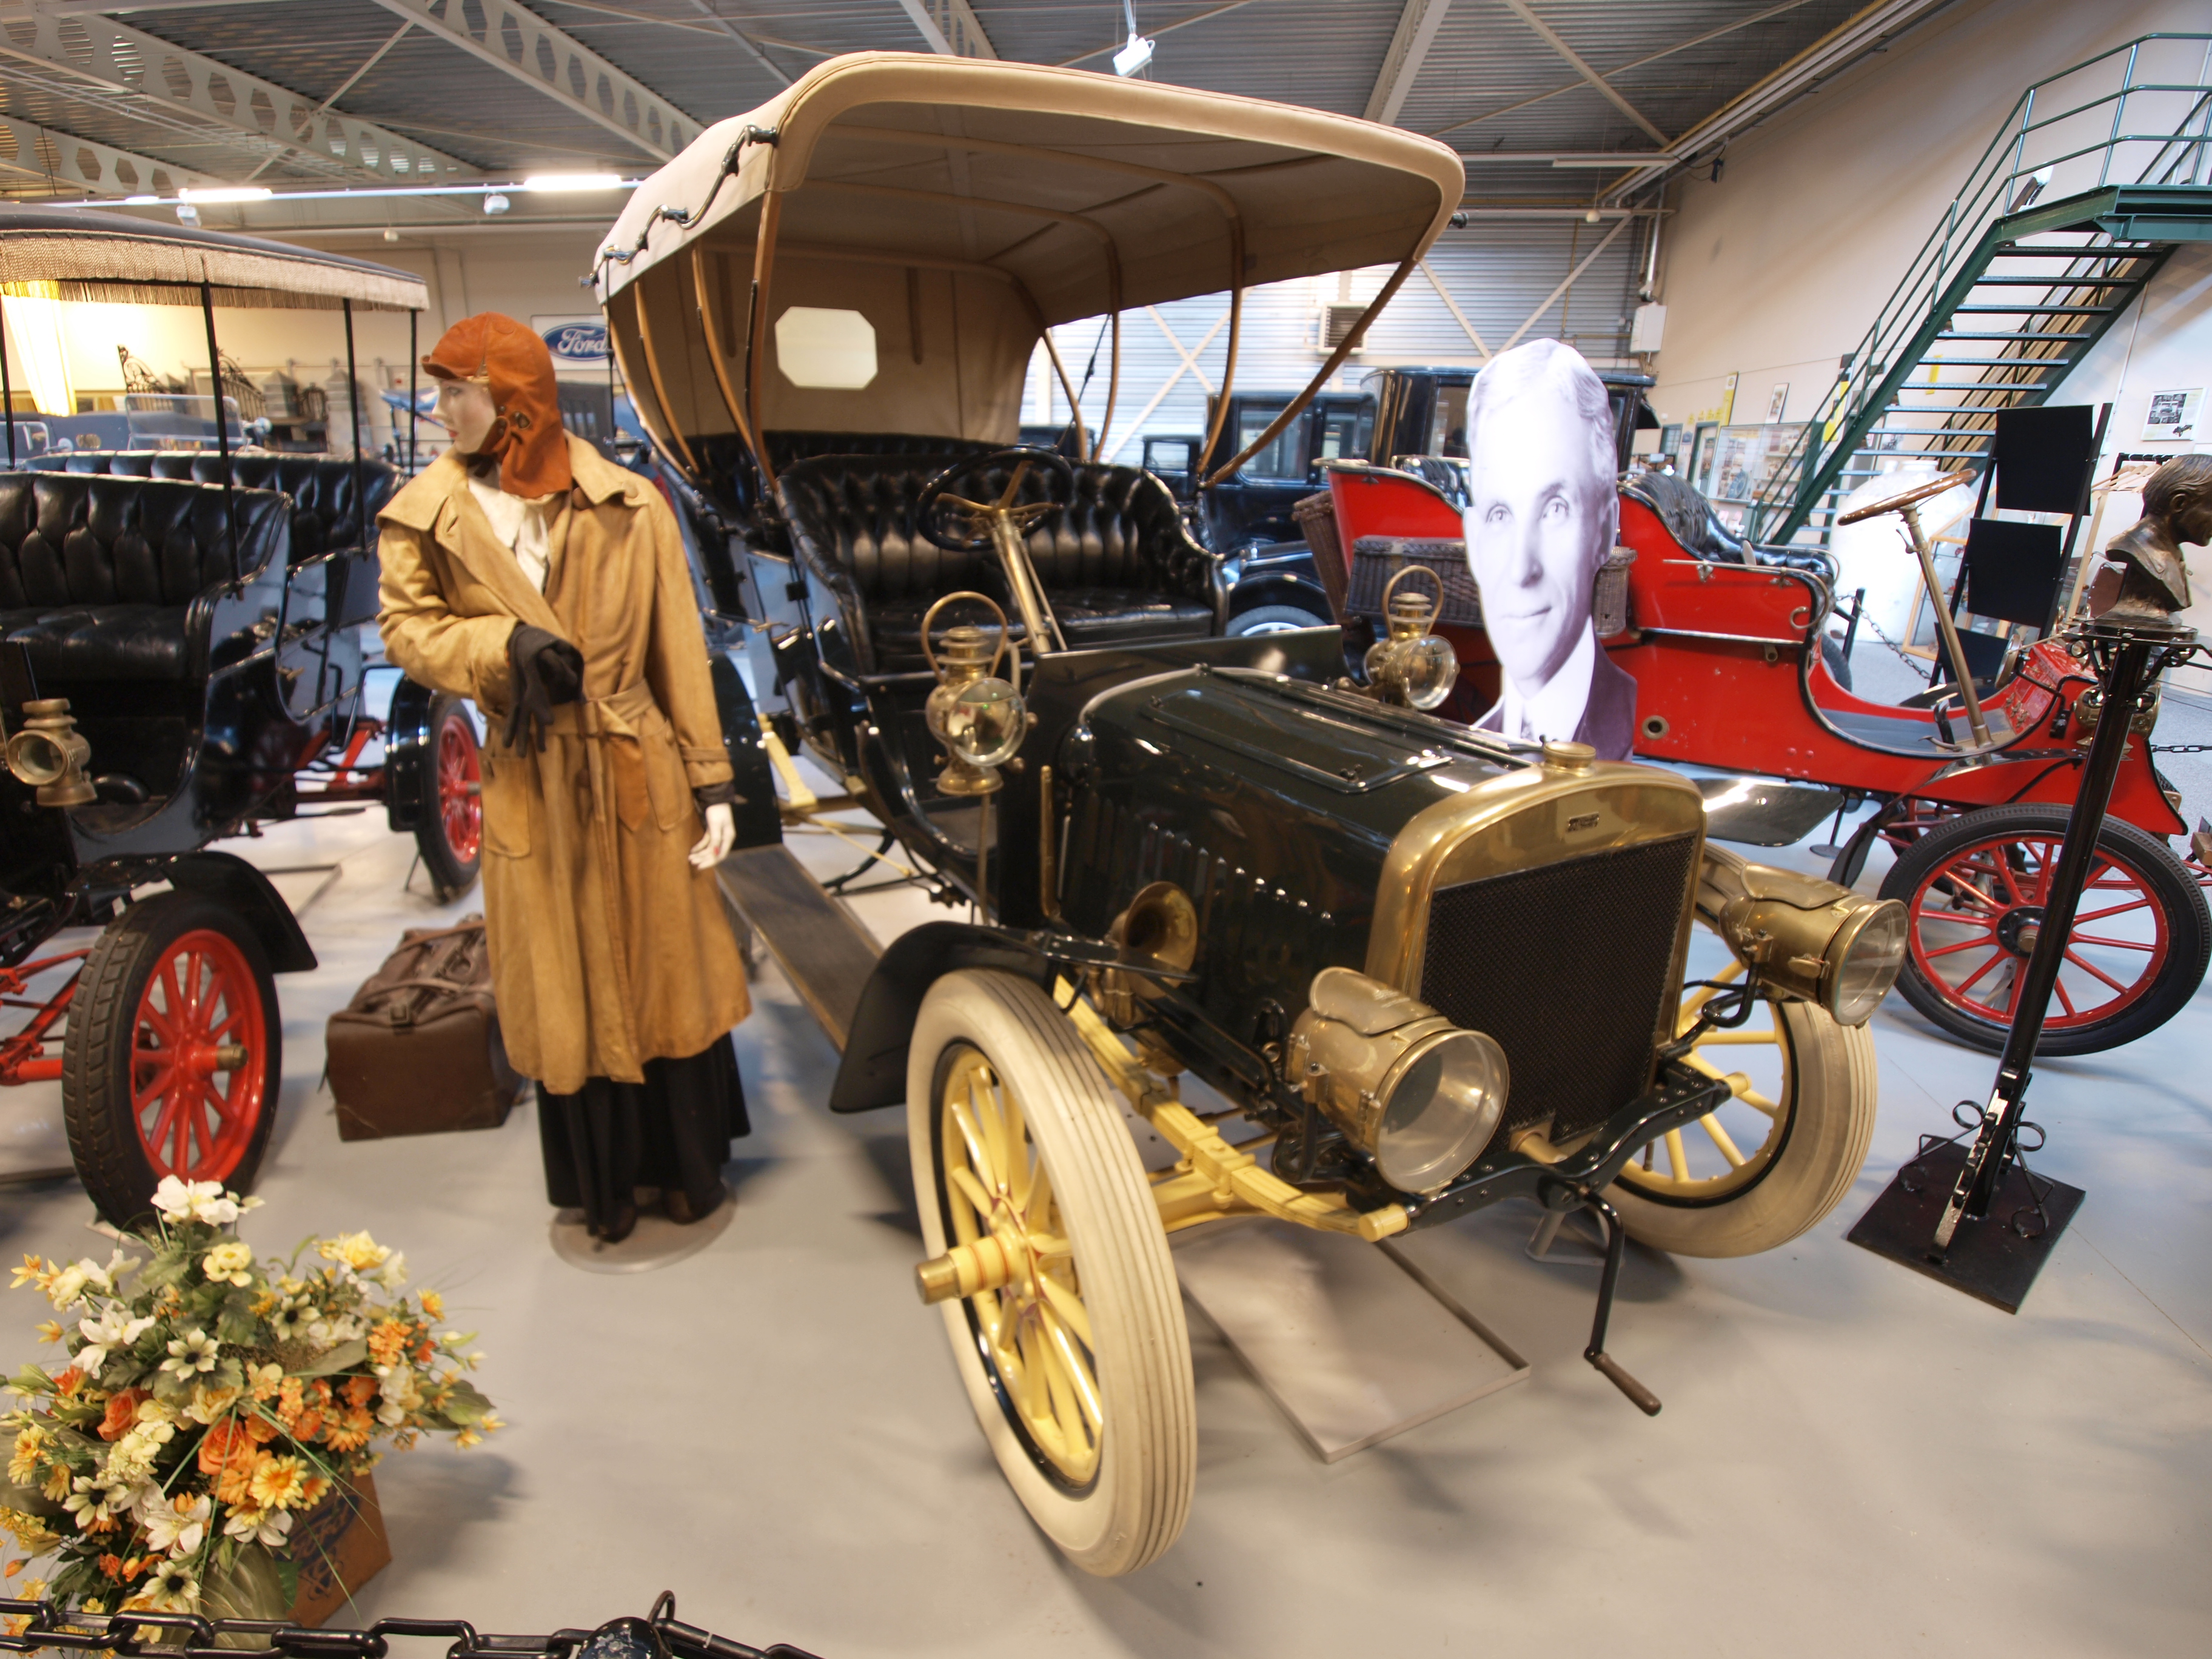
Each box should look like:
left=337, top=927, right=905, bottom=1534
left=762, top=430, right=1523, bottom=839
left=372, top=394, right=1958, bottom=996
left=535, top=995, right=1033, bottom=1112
left=1318, top=302, right=1368, bottom=355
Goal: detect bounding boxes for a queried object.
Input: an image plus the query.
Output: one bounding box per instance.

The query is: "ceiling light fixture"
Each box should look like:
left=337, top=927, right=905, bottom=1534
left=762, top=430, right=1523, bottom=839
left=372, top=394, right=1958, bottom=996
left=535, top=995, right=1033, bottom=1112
left=177, top=186, right=273, bottom=204
left=483, top=193, right=512, bottom=215
left=1112, top=0, right=1153, bottom=76
left=523, top=173, right=624, bottom=193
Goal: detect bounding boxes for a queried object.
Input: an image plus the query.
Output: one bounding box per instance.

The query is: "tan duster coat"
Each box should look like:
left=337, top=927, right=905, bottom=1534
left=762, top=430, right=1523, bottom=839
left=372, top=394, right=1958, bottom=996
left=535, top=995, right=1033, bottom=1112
left=377, top=434, right=749, bottom=1094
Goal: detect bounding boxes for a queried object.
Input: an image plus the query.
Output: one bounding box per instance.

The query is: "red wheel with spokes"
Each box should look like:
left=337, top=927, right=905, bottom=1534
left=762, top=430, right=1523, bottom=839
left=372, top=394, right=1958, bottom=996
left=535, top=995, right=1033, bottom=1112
left=63, top=893, right=282, bottom=1224
left=1879, top=804, right=2210, bottom=1056
left=412, top=692, right=482, bottom=902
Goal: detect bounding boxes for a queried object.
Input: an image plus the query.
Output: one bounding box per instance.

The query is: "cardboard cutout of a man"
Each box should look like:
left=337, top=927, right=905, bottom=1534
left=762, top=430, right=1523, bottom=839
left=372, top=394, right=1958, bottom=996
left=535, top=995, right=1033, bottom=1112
left=1463, top=339, right=1637, bottom=757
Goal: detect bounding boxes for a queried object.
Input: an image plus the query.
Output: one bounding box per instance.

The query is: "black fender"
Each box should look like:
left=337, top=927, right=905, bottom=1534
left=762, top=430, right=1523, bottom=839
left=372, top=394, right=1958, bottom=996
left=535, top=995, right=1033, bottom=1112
left=163, top=851, right=317, bottom=973
left=828, top=922, right=1054, bottom=1113
left=710, top=652, right=783, bottom=849
left=381, top=673, right=441, bottom=835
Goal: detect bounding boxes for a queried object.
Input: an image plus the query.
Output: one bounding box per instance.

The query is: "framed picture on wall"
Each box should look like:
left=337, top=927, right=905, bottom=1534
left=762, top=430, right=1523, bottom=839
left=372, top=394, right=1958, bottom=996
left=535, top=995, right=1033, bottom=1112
left=2142, top=387, right=2203, bottom=442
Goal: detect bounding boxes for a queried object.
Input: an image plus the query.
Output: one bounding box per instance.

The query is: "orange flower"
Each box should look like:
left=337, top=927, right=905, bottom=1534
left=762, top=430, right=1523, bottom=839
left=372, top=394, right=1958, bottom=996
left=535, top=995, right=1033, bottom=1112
left=418, top=1290, right=444, bottom=1322
left=240, top=1413, right=278, bottom=1446
left=413, top=1341, right=436, bottom=1366
left=297, top=1474, right=330, bottom=1510
left=98, top=1388, right=150, bottom=1443
left=96, top=1555, right=121, bottom=1581
left=290, top=1410, right=324, bottom=1442
left=214, top=1452, right=267, bottom=1509
left=196, top=1419, right=252, bottom=1478
left=341, top=1377, right=376, bottom=1409
left=366, top=1319, right=411, bottom=1367
left=52, top=1368, right=84, bottom=1397
left=310, top=1380, right=332, bottom=1408
left=324, top=1408, right=374, bottom=1453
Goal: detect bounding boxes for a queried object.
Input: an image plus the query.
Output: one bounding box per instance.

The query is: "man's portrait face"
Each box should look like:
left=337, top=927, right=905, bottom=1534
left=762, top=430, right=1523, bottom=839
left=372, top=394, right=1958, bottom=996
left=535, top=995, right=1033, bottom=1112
left=1465, top=383, right=1608, bottom=691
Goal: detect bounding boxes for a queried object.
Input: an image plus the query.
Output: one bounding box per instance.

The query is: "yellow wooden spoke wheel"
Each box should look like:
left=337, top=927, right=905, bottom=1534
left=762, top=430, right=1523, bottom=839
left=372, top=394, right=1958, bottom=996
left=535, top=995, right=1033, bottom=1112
left=1608, top=911, right=1880, bottom=1258
left=907, top=969, right=1193, bottom=1576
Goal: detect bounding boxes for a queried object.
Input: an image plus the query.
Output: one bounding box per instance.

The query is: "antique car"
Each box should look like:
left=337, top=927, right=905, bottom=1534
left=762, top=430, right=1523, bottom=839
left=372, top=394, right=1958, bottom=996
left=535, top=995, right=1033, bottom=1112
left=598, top=52, right=1906, bottom=1576
left=0, top=209, right=483, bottom=1221
left=1324, top=460, right=2210, bottom=1056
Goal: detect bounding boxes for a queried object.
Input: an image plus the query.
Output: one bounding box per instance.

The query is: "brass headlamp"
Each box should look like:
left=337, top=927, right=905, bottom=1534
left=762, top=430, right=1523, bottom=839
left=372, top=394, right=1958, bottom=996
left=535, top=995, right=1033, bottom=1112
left=4, top=698, right=95, bottom=808
left=1285, top=966, right=1509, bottom=1193
left=1698, top=849, right=1906, bottom=1027
left=1362, top=565, right=1460, bottom=712
left=920, top=592, right=1028, bottom=796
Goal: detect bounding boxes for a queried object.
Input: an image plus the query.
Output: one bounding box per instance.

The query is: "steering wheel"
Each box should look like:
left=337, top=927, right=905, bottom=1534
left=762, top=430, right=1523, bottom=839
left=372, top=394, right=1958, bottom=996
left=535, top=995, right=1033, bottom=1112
left=1835, top=471, right=1969, bottom=526
left=916, top=446, right=1078, bottom=552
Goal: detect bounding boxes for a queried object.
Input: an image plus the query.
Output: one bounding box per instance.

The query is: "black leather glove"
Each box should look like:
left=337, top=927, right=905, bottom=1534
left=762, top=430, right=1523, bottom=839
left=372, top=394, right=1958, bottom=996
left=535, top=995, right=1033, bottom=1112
left=503, top=623, right=584, bottom=752
left=693, top=779, right=738, bottom=810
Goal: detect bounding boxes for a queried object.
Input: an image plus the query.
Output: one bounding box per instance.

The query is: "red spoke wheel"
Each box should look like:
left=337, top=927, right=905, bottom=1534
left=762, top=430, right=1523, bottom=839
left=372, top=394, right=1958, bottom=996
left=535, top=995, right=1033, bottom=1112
left=1879, top=804, right=2210, bottom=1056
left=412, top=692, right=483, bottom=902
left=62, top=893, right=281, bottom=1225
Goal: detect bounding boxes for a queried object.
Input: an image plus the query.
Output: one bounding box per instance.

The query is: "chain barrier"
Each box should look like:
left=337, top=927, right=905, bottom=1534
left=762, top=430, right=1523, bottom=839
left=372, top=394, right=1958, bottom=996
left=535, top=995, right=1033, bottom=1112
left=0, top=1595, right=821, bottom=1659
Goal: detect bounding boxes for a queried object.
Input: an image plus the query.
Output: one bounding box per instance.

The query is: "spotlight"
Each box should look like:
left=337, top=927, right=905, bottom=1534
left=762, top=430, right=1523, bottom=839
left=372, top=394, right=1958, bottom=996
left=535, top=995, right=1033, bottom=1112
left=178, top=186, right=272, bottom=204
left=175, top=203, right=199, bottom=225
left=483, top=193, right=511, bottom=216
left=1113, top=32, right=1154, bottom=76
left=383, top=229, right=401, bottom=242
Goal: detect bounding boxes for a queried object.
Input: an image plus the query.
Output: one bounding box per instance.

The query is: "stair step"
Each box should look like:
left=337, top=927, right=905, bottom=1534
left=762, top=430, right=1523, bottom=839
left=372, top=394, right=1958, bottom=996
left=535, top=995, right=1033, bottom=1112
left=1966, top=273, right=2140, bottom=285
left=1915, top=356, right=2077, bottom=367
left=1951, top=303, right=2122, bottom=314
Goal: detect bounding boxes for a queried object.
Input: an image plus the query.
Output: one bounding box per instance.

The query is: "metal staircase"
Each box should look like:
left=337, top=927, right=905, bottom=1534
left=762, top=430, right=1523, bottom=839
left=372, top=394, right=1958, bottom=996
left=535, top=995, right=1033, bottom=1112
left=1754, top=35, right=2212, bottom=548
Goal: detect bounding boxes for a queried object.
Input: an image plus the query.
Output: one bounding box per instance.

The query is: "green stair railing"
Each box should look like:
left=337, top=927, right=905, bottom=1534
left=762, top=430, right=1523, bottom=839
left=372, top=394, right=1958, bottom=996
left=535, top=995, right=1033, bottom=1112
left=1753, top=34, right=2212, bottom=548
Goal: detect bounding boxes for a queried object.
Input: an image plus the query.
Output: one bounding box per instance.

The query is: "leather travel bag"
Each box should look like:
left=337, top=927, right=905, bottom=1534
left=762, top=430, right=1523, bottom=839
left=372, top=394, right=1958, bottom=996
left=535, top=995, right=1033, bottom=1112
left=326, top=916, right=520, bottom=1141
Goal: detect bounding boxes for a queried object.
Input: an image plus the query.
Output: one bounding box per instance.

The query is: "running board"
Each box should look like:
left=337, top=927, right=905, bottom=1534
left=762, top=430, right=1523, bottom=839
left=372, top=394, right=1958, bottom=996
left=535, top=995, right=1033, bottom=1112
left=716, top=845, right=882, bottom=1053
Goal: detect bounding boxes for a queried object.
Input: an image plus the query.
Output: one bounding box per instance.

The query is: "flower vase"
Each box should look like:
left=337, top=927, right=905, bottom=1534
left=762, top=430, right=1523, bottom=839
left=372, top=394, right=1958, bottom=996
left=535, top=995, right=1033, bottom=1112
left=205, top=1474, right=392, bottom=1632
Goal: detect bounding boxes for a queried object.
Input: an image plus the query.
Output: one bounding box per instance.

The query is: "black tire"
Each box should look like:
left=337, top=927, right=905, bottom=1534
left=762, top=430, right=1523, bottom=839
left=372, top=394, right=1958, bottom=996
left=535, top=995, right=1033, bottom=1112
left=1879, top=804, right=2211, bottom=1055
left=1226, top=604, right=1331, bottom=637
left=412, top=692, right=483, bottom=902
left=63, top=893, right=283, bottom=1226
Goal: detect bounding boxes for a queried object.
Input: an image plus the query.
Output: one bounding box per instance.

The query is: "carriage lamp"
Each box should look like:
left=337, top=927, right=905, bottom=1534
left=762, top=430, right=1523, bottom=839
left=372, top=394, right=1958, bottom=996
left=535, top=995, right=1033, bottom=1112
left=1363, top=566, right=1460, bottom=711
left=4, top=699, right=95, bottom=808
left=1286, top=967, right=1509, bottom=1194
left=921, top=592, right=1028, bottom=797
left=1701, top=857, right=1908, bottom=1027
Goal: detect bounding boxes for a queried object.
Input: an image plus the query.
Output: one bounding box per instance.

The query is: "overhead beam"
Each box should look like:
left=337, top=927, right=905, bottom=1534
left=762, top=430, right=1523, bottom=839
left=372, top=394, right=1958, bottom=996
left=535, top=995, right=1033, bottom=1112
left=1498, top=0, right=1668, bottom=145
left=367, top=0, right=702, bottom=161
left=1364, top=0, right=1452, bottom=126
left=673, top=1, right=789, bottom=87
left=896, top=0, right=995, bottom=59
left=0, top=109, right=216, bottom=195
left=0, top=2, right=472, bottom=184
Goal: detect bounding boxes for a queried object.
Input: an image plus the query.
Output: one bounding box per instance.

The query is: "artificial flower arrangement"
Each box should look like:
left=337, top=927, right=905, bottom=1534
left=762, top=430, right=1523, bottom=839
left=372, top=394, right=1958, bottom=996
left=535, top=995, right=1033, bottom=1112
left=0, top=1178, right=498, bottom=1621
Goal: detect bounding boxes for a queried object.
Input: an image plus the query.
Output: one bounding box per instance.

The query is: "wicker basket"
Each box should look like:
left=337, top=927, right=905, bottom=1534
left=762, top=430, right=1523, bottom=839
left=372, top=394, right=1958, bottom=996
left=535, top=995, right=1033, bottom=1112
left=1346, top=537, right=1482, bottom=626
left=1594, top=546, right=1636, bottom=637
left=1291, top=491, right=1349, bottom=622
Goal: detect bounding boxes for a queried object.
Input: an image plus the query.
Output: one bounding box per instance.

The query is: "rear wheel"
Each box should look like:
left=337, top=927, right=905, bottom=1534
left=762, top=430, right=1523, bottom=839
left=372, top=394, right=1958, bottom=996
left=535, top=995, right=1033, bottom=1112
left=908, top=970, right=1193, bottom=1577
left=63, top=893, right=281, bottom=1225
left=1227, top=604, right=1330, bottom=636
left=1880, top=803, right=2210, bottom=1055
left=412, top=693, right=482, bottom=902
left=1609, top=896, right=1879, bottom=1258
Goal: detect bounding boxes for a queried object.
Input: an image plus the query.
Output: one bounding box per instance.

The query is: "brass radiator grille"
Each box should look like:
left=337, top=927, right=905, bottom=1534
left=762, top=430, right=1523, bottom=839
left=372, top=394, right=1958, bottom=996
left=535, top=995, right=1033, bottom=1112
left=1419, top=834, right=1698, bottom=1143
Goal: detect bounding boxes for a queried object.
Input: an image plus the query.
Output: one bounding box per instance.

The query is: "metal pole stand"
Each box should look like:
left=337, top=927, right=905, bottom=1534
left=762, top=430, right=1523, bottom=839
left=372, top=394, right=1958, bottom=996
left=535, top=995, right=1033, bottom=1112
left=1846, top=614, right=2201, bottom=1311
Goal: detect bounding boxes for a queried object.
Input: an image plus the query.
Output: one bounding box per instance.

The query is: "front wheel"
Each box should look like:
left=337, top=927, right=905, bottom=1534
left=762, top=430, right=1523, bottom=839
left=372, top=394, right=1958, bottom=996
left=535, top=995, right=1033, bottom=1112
left=63, top=893, right=282, bottom=1225
left=412, top=692, right=482, bottom=902
left=1609, top=907, right=1879, bottom=1258
left=1226, top=604, right=1331, bottom=637
left=907, top=970, right=1193, bottom=1577
left=1879, top=804, right=2210, bottom=1055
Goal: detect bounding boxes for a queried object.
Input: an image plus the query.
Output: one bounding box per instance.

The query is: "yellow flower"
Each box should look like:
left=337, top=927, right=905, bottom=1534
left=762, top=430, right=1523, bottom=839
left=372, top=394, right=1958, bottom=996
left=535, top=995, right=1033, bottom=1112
left=9, top=1255, right=49, bottom=1292
left=39, top=1464, right=70, bottom=1504
left=315, top=1233, right=389, bottom=1274
left=6, top=1427, right=44, bottom=1486
left=247, top=1454, right=312, bottom=1511
left=34, top=1321, right=63, bottom=1346
left=417, top=1290, right=444, bottom=1322
left=200, top=1241, right=254, bottom=1289
left=247, top=1363, right=284, bottom=1403
left=0, top=1507, right=61, bottom=1555
left=185, top=1382, right=242, bottom=1426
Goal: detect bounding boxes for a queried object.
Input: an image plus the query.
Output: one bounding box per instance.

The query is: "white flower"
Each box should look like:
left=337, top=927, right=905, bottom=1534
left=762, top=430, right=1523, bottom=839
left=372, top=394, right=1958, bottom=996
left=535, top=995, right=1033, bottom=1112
left=269, top=1299, right=315, bottom=1342
left=151, top=1176, right=241, bottom=1226
left=43, top=1263, right=89, bottom=1311
left=183, top=1383, right=241, bottom=1426
left=378, top=1250, right=408, bottom=1290
left=376, top=1364, right=422, bottom=1426
left=63, top=1473, right=136, bottom=1528
left=75, top=1306, right=157, bottom=1378
left=142, top=1492, right=211, bottom=1557
left=160, top=1328, right=219, bottom=1376
left=135, top=1558, right=199, bottom=1612
left=221, top=1504, right=294, bottom=1547
left=200, top=1241, right=254, bottom=1288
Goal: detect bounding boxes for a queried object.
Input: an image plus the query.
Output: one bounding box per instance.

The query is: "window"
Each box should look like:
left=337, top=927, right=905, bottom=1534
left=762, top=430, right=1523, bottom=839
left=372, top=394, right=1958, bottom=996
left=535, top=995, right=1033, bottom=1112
left=1428, top=383, right=1469, bottom=458
left=1313, top=401, right=1372, bottom=468
left=1235, top=401, right=1302, bottom=480
left=774, top=307, right=877, bottom=389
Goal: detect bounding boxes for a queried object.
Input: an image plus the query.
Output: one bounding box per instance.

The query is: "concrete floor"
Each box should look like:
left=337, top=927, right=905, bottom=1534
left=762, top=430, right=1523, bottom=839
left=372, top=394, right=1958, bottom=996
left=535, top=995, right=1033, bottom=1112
left=2, top=671, right=2208, bottom=1657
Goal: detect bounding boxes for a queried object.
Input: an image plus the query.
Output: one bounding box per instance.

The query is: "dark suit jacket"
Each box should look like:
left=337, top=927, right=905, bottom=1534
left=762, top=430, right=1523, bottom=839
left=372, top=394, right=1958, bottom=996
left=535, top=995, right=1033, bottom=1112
left=1478, top=646, right=1638, bottom=760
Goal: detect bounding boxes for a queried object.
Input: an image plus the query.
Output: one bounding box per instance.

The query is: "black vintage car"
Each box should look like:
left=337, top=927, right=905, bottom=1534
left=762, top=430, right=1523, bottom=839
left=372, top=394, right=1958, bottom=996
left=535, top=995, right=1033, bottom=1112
left=0, top=211, right=483, bottom=1221
left=599, top=53, right=1905, bottom=1577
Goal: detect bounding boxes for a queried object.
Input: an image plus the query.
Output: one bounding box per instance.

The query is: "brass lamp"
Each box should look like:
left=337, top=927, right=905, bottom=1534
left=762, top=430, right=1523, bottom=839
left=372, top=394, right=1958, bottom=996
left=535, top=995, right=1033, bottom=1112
left=5, top=699, right=96, bottom=808
left=1363, top=565, right=1460, bottom=711
left=920, top=592, right=1029, bottom=797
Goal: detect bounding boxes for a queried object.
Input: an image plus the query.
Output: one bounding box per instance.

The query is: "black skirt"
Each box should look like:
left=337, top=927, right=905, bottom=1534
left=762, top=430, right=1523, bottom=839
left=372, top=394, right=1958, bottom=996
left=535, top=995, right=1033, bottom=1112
left=536, top=1034, right=748, bottom=1229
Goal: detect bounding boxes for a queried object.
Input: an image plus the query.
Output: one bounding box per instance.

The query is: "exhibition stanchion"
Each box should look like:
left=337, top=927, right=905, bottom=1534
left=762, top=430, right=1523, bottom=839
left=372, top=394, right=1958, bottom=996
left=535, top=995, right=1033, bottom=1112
left=1848, top=610, right=2202, bottom=1310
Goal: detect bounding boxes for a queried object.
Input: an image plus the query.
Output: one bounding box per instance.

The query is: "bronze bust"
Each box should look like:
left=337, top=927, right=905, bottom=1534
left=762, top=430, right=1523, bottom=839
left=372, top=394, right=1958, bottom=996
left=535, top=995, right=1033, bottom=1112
left=2099, top=453, right=2208, bottom=621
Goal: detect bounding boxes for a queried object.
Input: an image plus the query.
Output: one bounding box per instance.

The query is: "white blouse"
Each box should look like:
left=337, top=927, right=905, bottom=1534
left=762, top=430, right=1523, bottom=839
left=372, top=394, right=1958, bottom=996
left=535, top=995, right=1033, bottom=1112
left=466, top=472, right=559, bottom=593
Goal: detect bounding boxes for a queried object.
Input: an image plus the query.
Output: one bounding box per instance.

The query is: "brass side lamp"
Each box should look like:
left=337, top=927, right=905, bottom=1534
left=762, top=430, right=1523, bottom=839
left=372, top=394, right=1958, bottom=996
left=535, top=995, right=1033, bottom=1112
left=1363, top=564, right=1460, bottom=711
left=920, top=592, right=1030, bottom=798
left=4, top=698, right=96, bottom=807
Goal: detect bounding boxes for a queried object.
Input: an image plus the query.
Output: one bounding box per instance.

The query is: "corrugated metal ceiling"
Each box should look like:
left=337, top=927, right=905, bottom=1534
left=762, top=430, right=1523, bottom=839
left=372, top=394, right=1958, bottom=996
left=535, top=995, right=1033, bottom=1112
left=0, top=1, right=1913, bottom=199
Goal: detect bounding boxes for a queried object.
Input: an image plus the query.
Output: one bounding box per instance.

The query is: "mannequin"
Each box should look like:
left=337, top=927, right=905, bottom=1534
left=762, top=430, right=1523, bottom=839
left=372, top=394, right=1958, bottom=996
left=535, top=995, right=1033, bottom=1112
left=377, top=313, right=751, bottom=1244
left=2094, top=453, right=2206, bottom=622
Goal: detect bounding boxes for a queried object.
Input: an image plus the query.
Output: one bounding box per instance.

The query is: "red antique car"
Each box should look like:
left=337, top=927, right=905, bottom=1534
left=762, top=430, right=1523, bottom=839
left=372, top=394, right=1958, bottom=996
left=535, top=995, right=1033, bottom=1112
left=1322, top=461, right=2210, bottom=1056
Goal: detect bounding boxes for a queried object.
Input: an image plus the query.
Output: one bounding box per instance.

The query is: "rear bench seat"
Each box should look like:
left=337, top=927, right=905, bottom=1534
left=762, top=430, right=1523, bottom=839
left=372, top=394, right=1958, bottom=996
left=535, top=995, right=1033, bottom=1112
left=0, top=472, right=287, bottom=682
left=32, top=449, right=395, bottom=559
left=777, top=453, right=1216, bottom=675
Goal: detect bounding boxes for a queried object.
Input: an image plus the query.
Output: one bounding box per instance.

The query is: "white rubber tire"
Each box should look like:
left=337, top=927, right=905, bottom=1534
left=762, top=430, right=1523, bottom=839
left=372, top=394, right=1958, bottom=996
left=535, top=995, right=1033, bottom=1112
left=907, top=969, right=1195, bottom=1576
left=1607, top=997, right=1879, bottom=1258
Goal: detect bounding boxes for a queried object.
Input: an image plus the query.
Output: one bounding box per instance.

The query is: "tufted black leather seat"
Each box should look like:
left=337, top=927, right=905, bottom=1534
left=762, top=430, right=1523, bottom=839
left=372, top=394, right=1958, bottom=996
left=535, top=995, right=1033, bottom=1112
left=28, top=451, right=395, bottom=563
left=691, top=430, right=997, bottom=529
left=0, top=472, right=287, bottom=680
left=778, top=453, right=1216, bottom=674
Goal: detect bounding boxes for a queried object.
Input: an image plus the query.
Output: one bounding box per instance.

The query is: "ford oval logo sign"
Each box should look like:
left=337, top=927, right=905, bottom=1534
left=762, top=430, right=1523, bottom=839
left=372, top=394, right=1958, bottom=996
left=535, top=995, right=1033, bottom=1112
left=541, top=321, right=610, bottom=363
